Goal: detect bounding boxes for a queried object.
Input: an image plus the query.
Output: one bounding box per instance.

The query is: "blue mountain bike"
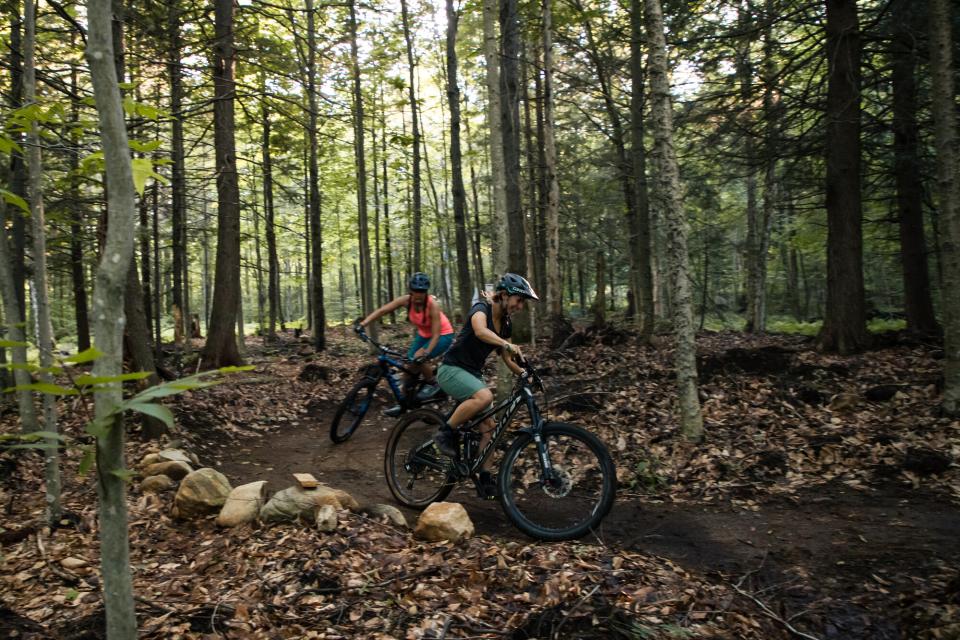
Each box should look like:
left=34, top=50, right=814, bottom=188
left=329, top=327, right=446, bottom=444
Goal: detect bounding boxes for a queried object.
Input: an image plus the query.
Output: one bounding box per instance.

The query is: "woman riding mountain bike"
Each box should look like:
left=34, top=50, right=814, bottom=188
left=433, top=272, right=538, bottom=498
left=357, top=272, right=455, bottom=417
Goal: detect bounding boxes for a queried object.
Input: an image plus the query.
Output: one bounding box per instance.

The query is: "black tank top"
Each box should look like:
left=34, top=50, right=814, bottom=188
left=442, top=302, right=512, bottom=378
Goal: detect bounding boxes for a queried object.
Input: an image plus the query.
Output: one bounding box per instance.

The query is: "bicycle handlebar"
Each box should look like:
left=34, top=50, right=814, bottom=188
left=354, top=325, right=429, bottom=364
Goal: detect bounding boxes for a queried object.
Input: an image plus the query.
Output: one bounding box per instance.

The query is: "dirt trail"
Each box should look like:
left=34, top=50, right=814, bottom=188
left=198, top=392, right=960, bottom=638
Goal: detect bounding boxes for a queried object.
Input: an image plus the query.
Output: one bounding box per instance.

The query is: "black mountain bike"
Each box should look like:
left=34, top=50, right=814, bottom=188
left=384, top=359, right=616, bottom=541
left=330, top=327, right=446, bottom=443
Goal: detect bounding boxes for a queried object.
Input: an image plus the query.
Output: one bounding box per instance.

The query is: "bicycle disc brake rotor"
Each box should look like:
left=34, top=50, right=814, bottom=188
left=542, top=467, right=573, bottom=498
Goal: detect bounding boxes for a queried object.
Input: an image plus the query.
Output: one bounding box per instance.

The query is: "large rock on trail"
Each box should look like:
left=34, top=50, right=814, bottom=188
left=143, top=460, right=193, bottom=481
left=315, top=505, right=339, bottom=532
left=159, top=448, right=197, bottom=465
left=141, top=474, right=174, bottom=493
left=361, top=504, right=409, bottom=529
left=259, top=486, right=343, bottom=523
left=217, top=481, right=269, bottom=527
left=172, top=468, right=232, bottom=519
left=413, top=502, right=474, bottom=543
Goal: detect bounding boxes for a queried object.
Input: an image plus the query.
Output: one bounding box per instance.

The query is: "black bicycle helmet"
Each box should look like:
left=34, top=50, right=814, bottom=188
left=408, top=272, right=430, bottom=291
left=496, top=273, right=539, bottom=300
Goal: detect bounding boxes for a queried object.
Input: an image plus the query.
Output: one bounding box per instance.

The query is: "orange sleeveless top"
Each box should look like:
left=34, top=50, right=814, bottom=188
left=408, top=296, right=454, bottom=338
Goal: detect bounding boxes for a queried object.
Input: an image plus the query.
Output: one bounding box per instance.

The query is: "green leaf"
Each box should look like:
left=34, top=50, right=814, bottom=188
left=0, top=339, right=29, bottom=348
left=0, top=135, right=23, bottom=155
left=64, top=347, right=104, bottom=364
left=20, top=431, right=66, bottom=442
left=217, top=365, right=255, bottom=374
left=131, top=158, right=169, bottom=195
left=77, top=445, right=95, bottom=475
left=129, top=139, right=162, bottom=153
left=1, top=188, right=29, bottom=214
left=6, top=382, right=78, bottom=395
left=75, top=371, right=152, bottom=386
left=125, top=402, right=174, bottom=428
left=65, top=589, right=80, bottom=602
left=110, top=468, right=137, bottom=482
left=0, top=362, right=40, bottom=372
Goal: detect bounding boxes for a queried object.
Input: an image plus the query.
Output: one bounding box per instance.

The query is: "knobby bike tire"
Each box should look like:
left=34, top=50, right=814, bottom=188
left=329, top=379, right=378, bottom=443
left=498, top=422, right=616, bottom=541
left=384, top=408, right=455, bottom=508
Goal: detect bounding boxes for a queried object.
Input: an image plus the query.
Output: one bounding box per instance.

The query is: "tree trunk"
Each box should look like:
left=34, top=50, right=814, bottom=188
left=200, top=0, right=243, bottom=368
left=0, top=201, right=37, bottom=433
left=8, top=10, right=28, bottom=319
left=928, top=0, right=960, bottom=415
left=306, top=0, right=325, bottom=350
left=261, top=81, right=279, bottom=340
left=645, top=0, right=703, bottom=441
left=629, top=0, right=655, bottom=342
left=70, top=59, right=91, bottom=352
left=541, top=0, right=561, bottom=329
left=381, top=104, right=396, bottom=322
left=891, top=0, right=938, bottom=334
left=817, top=0, right=868, bottom=354
left=24, top=0, right=61, bottom=524
left=484, top=0, right=507, bottom=277
left=87, top=0, right=139, bottom=631
left=446, top=0, right=472, bottom=320
left=168, top=0, right=187, bottom=344
left=349, top=0, right=375, bottom=329
left=592, top=250, right=606, bottom=327
left=400, top=0, right=423, bottom=271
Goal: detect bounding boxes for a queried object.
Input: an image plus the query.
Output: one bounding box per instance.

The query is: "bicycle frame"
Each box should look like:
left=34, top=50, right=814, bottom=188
left=377, top=353, right=420, bottom=405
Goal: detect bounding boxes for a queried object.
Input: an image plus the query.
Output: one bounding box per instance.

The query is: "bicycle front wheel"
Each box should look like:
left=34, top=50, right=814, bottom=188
left=384, top=408, right=455, bottom=508
left=330, top=379, right=377, bottom=443
left=499, top=422, right=616, bottom=541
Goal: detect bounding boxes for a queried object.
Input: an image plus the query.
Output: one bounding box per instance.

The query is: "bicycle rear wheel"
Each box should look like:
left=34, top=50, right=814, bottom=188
left=498, top=422, right=616, bottom=541
left=330, top=379, right=377, bottom=443
left=384, top=408, right=455, bottom=508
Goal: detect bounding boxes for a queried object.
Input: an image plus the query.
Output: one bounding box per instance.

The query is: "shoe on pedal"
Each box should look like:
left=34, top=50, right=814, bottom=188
left=477, top=470, right=497, bottom=500
left=382, top=405, right=404, bottom=418
left=433, top=425, right=459, bottom=458
left=415, top=383, right=441, bottom=402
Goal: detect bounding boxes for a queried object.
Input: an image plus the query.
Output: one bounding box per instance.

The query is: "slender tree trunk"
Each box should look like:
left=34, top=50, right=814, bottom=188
left=306, top=0, right=325, bottom=350
left=261, top=75, right=279, bottom=340
left=381, top=104, right=396, bottom=322
left=24, top=0, right=61, bottom=523
left=152, top=176, right=161, bottom=356
left=349, top=0, right=375, bottom=328
left=755, top=0, right=780, bottom=333
left=87, top=0, right=139, bottom=630
left=645, top=0, right=703, bottom=441
left=69, top=60, right=92, bottom=352
left=592, top=250, right=606, bottom=327
left=400, top=0, right=423, bottom=271
left=629, top=0, right=654, bottom=342
left=201, top=0, right=243, bottom=368
left=8, top=10, right=28, bottom=319
left=817, top=0, right=868, bottom=354
left=928, top=0, right=960, bottom=415
left=484, top=0, right=507, bottom=276
left=541, top=0, right=561, bottom=328
left=738, top=2, right=763, bottom=333
left=446, top=0, right=472, bottom=320
left=168, top=0, right=186, bottom=344
left=891, top=0, right=938, bottom=334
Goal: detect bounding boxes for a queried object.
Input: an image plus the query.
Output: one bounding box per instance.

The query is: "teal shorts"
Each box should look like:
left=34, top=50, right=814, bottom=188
left=437, top=364, right=486, bottom=401
left=407, top=332, right=454, bottom=360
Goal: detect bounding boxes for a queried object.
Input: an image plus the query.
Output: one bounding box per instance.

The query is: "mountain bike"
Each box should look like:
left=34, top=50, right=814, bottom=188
left=384, top=359, right=616, bottom=541
left=329, top=327, right=447, bottom=444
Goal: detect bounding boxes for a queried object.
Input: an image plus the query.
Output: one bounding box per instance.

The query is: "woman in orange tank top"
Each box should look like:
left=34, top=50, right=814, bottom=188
left=357, top=272, right=454, bottom=415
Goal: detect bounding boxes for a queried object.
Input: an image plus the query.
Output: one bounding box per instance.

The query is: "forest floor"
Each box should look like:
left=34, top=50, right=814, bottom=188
left=1, top=323, right=959, bottom=639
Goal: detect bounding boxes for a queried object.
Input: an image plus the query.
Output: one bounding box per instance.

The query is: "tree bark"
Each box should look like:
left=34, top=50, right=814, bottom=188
left=306, top=0, right=325, bottom=350
left=817, top=0, right=868, bottom=354
left=400, top=0, right=423, bottom=272
left=24, top=0, right=61, bottom=524
left=446, top=0, right=472, bottom=321
left=87, top=0, right=139, bottom=630
left=260, top=74, right=279, bottom=340
left=168, top=0, right=187, bottom=344
left=541, top=0, right=561, bottom=328
left=70, top=58, right=91, bottom=352
left=629, top=0, right=654, bottom=342
left=928, top=0, right=960, bottom=415
left=8, top=10, right=28, bottom=319
left=891, top=0, right=938, bottom=335
left=484, top=0, right=507, bottom=277
left=349, top=0, right=375, bottom=328
left=645, top=0, right=703, bottom=441
left=200, top=0, right=243, bottom=368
